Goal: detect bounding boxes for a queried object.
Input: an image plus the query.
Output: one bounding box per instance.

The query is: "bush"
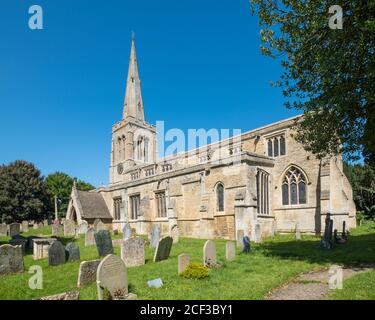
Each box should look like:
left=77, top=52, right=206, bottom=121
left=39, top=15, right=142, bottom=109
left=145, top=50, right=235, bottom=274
left=180, top=263, right=210, bottom=279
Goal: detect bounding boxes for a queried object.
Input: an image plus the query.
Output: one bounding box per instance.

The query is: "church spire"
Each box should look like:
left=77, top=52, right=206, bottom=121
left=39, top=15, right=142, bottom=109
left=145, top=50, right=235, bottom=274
left=123, top=34, right=145, bottom=122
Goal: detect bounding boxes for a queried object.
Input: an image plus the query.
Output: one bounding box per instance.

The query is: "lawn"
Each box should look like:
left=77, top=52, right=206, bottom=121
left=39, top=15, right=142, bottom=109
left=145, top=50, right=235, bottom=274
left=1, top=222, right=375, bottom=300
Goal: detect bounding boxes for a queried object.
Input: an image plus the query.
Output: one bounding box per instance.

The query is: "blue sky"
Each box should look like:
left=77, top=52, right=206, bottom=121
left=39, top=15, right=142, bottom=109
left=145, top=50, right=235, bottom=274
left=0, top=0, right=299, bottom=187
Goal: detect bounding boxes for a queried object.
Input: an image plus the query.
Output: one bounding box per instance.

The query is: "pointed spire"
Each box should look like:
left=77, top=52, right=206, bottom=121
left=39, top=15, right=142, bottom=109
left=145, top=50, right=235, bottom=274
left=123, top=34, right=145, bottom=122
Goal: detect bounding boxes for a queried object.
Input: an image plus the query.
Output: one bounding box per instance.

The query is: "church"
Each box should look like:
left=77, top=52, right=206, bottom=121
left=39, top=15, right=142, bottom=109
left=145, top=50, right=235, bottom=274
left=66, top=37, right=356, bottom=242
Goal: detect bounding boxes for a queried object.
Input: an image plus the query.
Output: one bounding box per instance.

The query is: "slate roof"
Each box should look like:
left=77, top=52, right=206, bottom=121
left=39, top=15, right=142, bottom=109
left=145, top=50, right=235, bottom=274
left=76, top=191, right=112, bottom=220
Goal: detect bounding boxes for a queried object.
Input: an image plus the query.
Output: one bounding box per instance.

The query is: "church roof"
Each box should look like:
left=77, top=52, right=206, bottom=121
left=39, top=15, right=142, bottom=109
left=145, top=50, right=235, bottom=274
left=76, top=190, right=112, bottom=220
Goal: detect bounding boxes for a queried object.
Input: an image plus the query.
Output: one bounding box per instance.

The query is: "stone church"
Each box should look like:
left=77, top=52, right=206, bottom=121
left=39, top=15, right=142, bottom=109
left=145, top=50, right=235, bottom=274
left=66, top=37, right=356, bottom=242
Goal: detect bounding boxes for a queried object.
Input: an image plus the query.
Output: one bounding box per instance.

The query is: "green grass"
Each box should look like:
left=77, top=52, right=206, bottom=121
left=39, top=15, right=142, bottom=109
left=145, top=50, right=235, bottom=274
left=1, top=222, right=375, bottom=300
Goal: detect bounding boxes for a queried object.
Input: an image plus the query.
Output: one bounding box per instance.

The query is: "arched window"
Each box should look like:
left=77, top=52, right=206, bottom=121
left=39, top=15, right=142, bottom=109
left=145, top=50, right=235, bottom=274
left=267, top=139, right=273, bottom=157
left=273, top=138, right=279, bottom=157
left=257, top=169, right=270, bottom=214
left=280, top=135, right=286, bottom=155
left=216, top=183, right=224, bottom=212
left=282, top=166, right=307, bottom=205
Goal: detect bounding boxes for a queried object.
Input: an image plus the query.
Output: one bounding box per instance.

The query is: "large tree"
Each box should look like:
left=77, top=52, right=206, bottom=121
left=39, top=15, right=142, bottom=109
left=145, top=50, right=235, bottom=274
left=0, top=161, right=51, bottom=223
left=250, top=0, right=375, bottom=162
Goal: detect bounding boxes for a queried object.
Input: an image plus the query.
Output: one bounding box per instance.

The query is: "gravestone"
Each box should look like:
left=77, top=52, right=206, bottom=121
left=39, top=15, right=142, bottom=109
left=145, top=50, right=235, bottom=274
left=66, top=242, right=80, bottom=261
left=122, top=223, right=133, bottom=240
left=78, top=221, right=88, bottom=235
left=33, top=223, right=38, bottom=230
left=77, top=259, right=101, bottom=287
left=48, top=241, right=66, bottom=266
left=153, top=236, right=173, bottom=262
left=0, top=244, right=24, bottom=275
left=236, top=230, right=244, bottom=247
left=96, top=254, right=129, bottom=300
left=33, top=238, right=57, bottom=260
left=38, top=222, right=44, bottom=229
left=121, top=237, right=145, bottom=267
left=64, top=220, right=76, bottom=237
left=170, top=225, right=179, bottom=244
left=225, top=241, right=236, bottom=261
left=9, top=223, right=20, bottom=237
left=149, top=224, right=161, bottom=248
left=10, top=235, right=28, bottom=255
left=0, top=224, right=7, bottom=237
left=85, top=228, right=95, bottom=247
left=52, top=223, right=62, bottom=236
left=94, top=219, right=106, bottom=232
left=43, top=219, right=48, bottom=226
left=203, top=240, right=217, bottom=267
left=254, top=223, right=261, bottom=243
left=94, top=230, right=114, bottom=257
left=21, top=221, right=29, bottom=233
left=178, top=253, right=190, bottom=275
left=243, top=236, right=251, bottom=253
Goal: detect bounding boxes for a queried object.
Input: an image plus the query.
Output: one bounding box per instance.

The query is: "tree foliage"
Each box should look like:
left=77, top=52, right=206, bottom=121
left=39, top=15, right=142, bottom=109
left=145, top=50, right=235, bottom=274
left=250, top=0, right=375, bottom=162
left=0, top=161, right=51, bottom=223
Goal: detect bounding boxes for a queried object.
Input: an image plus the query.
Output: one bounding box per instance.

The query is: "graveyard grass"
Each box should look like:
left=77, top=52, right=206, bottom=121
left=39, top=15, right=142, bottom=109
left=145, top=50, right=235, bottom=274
left=0, top=222, right=375, bottom=300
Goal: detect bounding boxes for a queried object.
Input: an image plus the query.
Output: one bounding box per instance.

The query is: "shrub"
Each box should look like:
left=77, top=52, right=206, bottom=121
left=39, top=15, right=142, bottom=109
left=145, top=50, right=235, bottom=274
left=181, top=262, right=210, bottom=279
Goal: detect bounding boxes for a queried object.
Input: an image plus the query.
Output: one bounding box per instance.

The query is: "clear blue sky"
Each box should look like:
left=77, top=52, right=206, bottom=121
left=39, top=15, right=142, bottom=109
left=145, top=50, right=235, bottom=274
left=0, top=0, right=299, bottom=187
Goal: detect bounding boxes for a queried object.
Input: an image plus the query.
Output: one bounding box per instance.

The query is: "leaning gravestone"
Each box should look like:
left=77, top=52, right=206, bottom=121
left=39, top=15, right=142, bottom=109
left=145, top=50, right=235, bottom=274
left=9, top=223, right=21, bottom=237
left=225, top=241, right=236, bottom=261
left=96, top=254, right=131, bottom=300
left=203, top=240, right=217, bottom=267
left=0, top=244, right=24, bottom=275
left=153, top=236, right=173, bottom=262
left=178, top=253, right=190, bottom=275
left=149, top=224, right=161, bottom=248
left=77, top=259, right=101, bottom=287
left=85, top=228, right=96, bottom=247
left=78, top=221, right=88, bottom=235
left=94, top=230, right=114, bottom=257
left=64, top=220, right=76, bottom=237
left=66, top=242, right=80, bottom=261
left=48, top=241, right=66, bottom=266
left=170, top=225, right=179, bottom=244
left=121, top=237, right=145, bottom=267
left=236, top=230, right=244, bottom=247
left=122, top=223, right=133, bottom=240
left=21, top=221, right=29, bottom=233
left=0, top=224, right=7, bottom=237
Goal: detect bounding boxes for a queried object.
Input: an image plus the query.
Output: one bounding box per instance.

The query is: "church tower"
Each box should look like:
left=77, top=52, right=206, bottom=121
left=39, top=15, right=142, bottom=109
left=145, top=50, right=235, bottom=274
left=110, top=35, right=156, bottom=184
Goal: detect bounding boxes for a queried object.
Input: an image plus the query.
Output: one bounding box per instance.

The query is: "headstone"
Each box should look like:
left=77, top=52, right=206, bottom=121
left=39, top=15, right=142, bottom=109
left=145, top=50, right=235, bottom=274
left=38, top=222, right=44, bottom=229
left=0, top=224, right=7, bottom=237
left=9, top=236, right=28, bottom=255
left=21, top=221, right=29, bottom=233
left=9, top=223, right=21, bottom=237
left=254, top=223, right=261, bottom=243
left=178, top=253, right=190, bottom=274
left=225, top=241, right=236, bottom=261
left=94, top=219, right=106, bottom=232
left=66, top=242, right=80, bottom=261
left=170, top=224, right=179, bottom=244
left=121, top=237, right=145, bottom=267
left=77, top=260, right=101, bottom=287
left=236, top=230, right=244, bottom=247
left=48, top=241, right=66, bottom=266
left=243, top=236, right=251, bottom=253
left=149, top=224, right=161, bottom=248
left=43, top=219, right=48, bottom=226
left=85, top=228, right=96, bottom=247
left=33, top=223, right=38, bottom=230
left=96, top=254, right=128, bottom=300
left=64, top=220, right=76, bottom=237
left=94, top=230, right=114, bottom=257
left=52, top=223, right=62, bottom=236
left=122, top=223, right=133, bottom=240
left=147, top=278, right=163, bottom=288
left=203, top=240, right=217, bottom=267
left=78, top=221, right=88, bottom=235
left=153, top=236, right=173, bottom=262
left=0, top=244, right=24, bottom=275
left=33, top=238, right=57, bottom=260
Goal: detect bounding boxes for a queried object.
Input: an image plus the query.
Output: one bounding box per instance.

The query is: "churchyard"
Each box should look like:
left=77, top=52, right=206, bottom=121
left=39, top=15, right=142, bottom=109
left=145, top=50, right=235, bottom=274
left=0, top=221, right=375, bottom=300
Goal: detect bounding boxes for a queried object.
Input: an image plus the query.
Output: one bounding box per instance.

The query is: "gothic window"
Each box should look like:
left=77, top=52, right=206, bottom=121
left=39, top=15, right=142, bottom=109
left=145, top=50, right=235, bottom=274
left=216, top=183, right=225, bottom=212
left=257, top=170, right=270, bottom=214
left=280, top=135, right=286, bottom=155
left=113, top=197, right=122, bottom=220
left=155, top=191, right=167, bottom=218
left=267, top=133, right=286, bottom=158
left=282, top=166, right=307, bottom=205
left=274, top=138, right=279, bottom=157
left=136, top=136, right=143, bottom=161
left=144, top=138, right=149, bottom=163
left=268, top=139, right=273, bottom=157
left=129, top=194, right=140, bottom=220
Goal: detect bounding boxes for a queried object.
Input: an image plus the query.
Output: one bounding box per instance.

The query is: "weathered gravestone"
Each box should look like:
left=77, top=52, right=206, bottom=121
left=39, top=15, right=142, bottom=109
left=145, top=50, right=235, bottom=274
left=77, top=259, right=101, bottom=287
left=97, top=254, right=136, bottom=300
left=64, top=220, right=76, bottom=237
left=178, top=253, right=190, bottom=275
left=121, top=237, right=145, bottom=267
left=37, top=222, right=44, bottom=229
left=48, top=241, right=66, bottom=266
left=52, top=223, right=62, bottom=236
left=0, top=224, right=8, bottom=237
left=149, top=224, right=161, bottom=248
left=243, top=236, right=251, bottom=253
left=43, top=219, right=48, bottom=226
left=94, top=230, right=114, bottom=257
left=225, top=241, right=236, bottom=261
left=0, top=244, right=24, bottom=275
left=94, top=219, right=106, bottom=232
left=85, top=227, right=96, bottom=247
left=21, top=221, right=29, bottom=233
left=33, top=238, right=57, bottom=260
left=10, top=235, right=28, bottom=255
left=236, top=230, right=244, bottom=247
left=122, top=223, right=133, bottom=240
left=78, top=221, right=88, bottom=235
left=203, top=240, right=217, bottom=267
left=9, top=223, right=20, bottom=237
left=254, top=223, right=261, bottom=243
left=66, top=242, right=80, bottom=261
left=170, top=224, right=179, bottom=244
left=153, top=236, right=173, bottom=262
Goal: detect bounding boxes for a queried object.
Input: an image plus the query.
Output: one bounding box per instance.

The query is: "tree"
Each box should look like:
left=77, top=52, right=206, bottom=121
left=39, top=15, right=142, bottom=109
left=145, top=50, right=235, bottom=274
left=0, top=161, right=51, bottom=223
left=250, top=0, right=375, bottom=162
left=45, top=172, right=95, bottom=218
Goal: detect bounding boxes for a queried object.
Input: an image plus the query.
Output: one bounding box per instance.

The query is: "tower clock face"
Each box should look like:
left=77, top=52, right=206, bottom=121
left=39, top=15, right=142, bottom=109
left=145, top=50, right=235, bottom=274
left=117, top=163, right=124, bottom=174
